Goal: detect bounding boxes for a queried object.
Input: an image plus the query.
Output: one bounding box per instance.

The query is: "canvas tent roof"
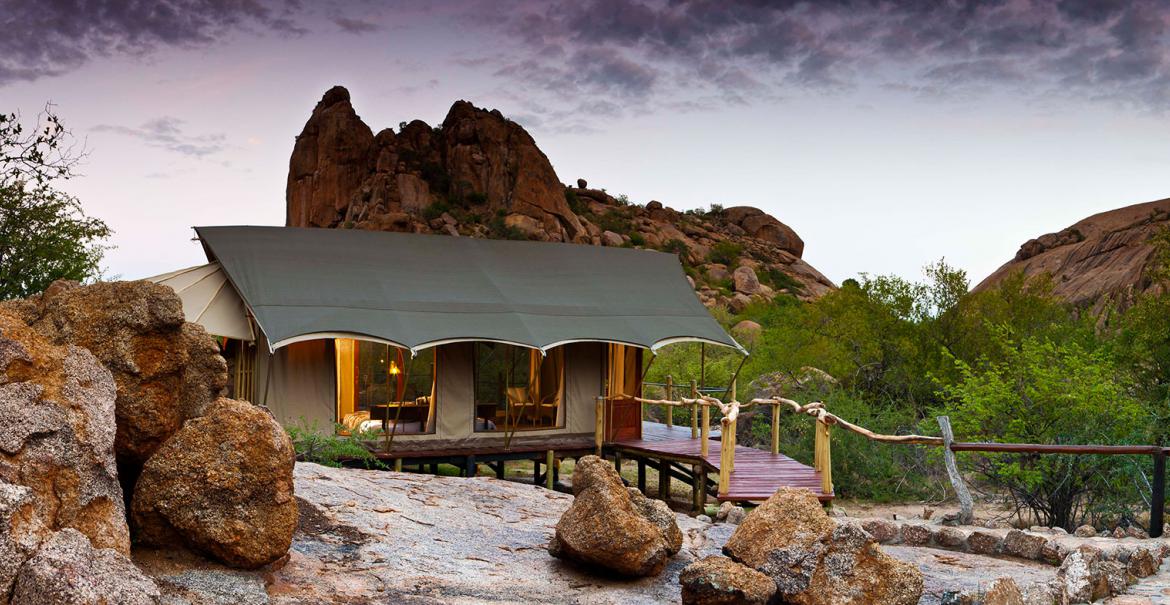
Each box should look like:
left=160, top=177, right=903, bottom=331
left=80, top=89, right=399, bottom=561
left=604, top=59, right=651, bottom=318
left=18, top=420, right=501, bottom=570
left=146, top=262, right=253, bottom=341
left=190, top=225, right=743, bottom=354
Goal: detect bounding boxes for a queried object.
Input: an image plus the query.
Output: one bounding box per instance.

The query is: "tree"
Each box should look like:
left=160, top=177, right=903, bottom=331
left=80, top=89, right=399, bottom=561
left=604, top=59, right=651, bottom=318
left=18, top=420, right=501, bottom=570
left=0, top=107, right=111, bottom=299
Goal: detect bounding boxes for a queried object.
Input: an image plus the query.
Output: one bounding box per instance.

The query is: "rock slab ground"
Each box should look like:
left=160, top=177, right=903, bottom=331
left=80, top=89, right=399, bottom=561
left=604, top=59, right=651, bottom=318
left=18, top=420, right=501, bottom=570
left=134, top=462, right=1170, bottom=604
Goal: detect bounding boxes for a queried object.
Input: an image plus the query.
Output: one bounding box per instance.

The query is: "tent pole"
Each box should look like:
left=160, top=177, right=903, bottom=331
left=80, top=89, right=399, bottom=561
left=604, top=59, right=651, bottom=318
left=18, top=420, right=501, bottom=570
left=699, top=343, right=706, bottom=392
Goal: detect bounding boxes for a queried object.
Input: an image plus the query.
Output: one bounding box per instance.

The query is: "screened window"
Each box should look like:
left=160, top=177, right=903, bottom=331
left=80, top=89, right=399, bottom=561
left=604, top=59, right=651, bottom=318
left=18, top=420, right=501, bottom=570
left=473, top=343, right=563, bottom=432
left=335, top=339, right=435, bottom=435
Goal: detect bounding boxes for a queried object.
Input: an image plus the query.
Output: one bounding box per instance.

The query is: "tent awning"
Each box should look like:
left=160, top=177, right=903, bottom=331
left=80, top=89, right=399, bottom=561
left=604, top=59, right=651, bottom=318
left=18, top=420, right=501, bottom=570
left=146, top=262, right=254, bottom=341
left=191, top=225, right=744, bottom=355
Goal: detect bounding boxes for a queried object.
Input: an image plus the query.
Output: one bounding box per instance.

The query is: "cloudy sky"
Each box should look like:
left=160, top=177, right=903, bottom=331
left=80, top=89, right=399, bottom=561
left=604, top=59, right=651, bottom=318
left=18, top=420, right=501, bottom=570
left=3, top=0, right=1170, bottom=287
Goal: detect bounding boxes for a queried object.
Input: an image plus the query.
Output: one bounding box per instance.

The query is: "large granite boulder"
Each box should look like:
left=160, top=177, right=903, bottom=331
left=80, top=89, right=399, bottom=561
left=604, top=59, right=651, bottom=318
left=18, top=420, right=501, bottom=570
left=679, top=555, right=776, bottom=605
left=548, top=455, right=677, bottom=577
left=131, top=398, right=297, bottom=569
left=723, top=487, right=923, bottom=605
left=10, top=528, right=160, bottom=605
left=3, top=280, right=228, bottom=466
left=975, top=197, right=1170, bottom=312
left=627, top=487, right=683, bottom=555
left=0, top=311, right=129, bottom=554
left=0, top=482, right=51, bottom=598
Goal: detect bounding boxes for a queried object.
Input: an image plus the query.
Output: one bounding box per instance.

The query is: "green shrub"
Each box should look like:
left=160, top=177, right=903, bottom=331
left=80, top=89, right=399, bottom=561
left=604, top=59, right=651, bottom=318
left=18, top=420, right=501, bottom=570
left=286, top=419, right=385, bottom=469
left=423, top=200, right=451, bottom=222
left=663, top=238, right=689, bottom=259
left=760, top=267, right=804, bottom=294
left=489, top=215, right=527, bottom=240
left=628, top=232, right=646, bottom=246
left=465, top=191, right=488, bottom=206
left=565, top=188, right=584, bottom=214
left=708, top=241, right=743, bottom=265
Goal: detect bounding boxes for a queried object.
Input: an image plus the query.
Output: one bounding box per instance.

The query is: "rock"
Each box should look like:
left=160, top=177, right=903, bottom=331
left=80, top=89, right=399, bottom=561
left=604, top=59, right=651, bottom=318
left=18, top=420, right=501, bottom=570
left=0, top=311, right=129, bottom=553
left=1003, top=529, right=1048, bottom=560
left=1127, top=546, right=1159, bottom=577
left=901, top=523, right=932, bottom=546
left=627, top=487, right=683, bottom=555
left=1041, top=539, right=1068, bottom=565
left=723, top=207, right=805, bottom=257
left=679, top=556, right=775, bottom=605
left=1125, top=526, right=1147, bottom=539
left=504, top=212, right=544, bottom=239
left=1074, top=524, right=1097, bottom=538
left=0, top=482, right=50, bottom=597
left=11, top=528, right=160, bottom=605
left=286, top=85, right=375, bottom=228
left=8, top=280, right=228, bottom=466
left=697, top=515, right=712, bottom=523
left=732, top=266, right=760, bottom=295
left=967, top=531, right=1003, bottom=555
left=731, top=320, right=762, bottom=343
left=601, top=230, right=624, bottom=247
left=934, top=526, right=968, bottom=549
left=1113, top=526, right=1127, bottom=539
left=704, top=264, right=732, bottom=283
left=725, top=506, right=747, bottom=526
left=131, top=398, right=297, bottom=569
left=861, top=518, right=900, bottom=543
left=974, top=197, right=1170, bottom=312
left=982, top=577, right=1025, bottom=605
left=723, top=488, right=922, bottom=605
left=728, top=293, right=752, bottom=313
left=1058, top=545, right=1110, bottom=603
left=576, top=178, right=587, bottom=188
left=549, top=456, right=673, bottom=577
left=1098, top=560, right=1129, bottom=595
left=716, top=501, right=734, bottom=521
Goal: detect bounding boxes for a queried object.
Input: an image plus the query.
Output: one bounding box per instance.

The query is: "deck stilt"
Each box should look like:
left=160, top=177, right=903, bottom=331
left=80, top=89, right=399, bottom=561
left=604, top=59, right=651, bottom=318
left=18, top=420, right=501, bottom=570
left=657, top=458, right=670, bottom=500
left=464, top=455, right=477, bottom=477
left=545, top=450, right=555, bottom=490
left=533, top=459, right=541, bottom=485
left=692, top=463, right=704, bottom=512
left=637, top=458, right=647, bottom=493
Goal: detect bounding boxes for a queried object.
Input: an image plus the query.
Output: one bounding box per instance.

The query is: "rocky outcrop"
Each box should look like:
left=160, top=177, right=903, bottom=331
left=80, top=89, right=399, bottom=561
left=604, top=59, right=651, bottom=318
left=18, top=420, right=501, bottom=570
left=679, top=555, right=776, bottom=604
left=975, top=197, right=1170, bottom=311
left=723, top=487, right=923, bottom=605
left=0, top=482, right=50, bottom=598
left=548, top=455, right=678, bottom=577
left=0, top=311, right=129, bottom=555
left=10, top=529, right=160, bottom=605
left=2, top=280, right=228, bottom=466
left=285, top=86, right=836, bottom=306
left=131, top=398, right=297, bottom=569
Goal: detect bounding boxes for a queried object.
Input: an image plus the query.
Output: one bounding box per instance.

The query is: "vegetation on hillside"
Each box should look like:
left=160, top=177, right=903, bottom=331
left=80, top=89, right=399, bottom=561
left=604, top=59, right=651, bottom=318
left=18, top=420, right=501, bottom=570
left=648, top=248, right=1170, bottom=530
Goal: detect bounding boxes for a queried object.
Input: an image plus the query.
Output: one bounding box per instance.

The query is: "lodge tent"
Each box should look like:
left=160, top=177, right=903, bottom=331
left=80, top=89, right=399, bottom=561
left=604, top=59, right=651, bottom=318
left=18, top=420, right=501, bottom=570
left=151, top=226, right=742, bottom=445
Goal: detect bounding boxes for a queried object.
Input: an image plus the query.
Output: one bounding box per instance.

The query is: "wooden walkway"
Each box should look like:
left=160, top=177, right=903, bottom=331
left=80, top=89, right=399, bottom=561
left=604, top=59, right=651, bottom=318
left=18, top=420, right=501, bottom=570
left=612, top=422, right=833, bottom=503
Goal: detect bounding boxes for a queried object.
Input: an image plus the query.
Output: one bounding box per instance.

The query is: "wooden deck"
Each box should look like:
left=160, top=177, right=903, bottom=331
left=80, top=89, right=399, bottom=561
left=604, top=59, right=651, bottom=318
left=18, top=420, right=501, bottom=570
left=612, top=422, right=833, bottom=503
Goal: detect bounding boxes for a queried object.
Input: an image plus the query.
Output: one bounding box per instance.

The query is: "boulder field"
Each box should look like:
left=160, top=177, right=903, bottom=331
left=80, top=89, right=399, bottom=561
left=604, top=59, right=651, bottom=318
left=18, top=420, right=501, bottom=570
left=0, top=280, right=297, bottom=603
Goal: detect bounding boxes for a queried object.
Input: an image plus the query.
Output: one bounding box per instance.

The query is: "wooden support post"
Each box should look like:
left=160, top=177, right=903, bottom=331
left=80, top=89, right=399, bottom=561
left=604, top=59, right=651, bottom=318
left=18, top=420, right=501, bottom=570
left=553, top=460, right=560, bottom=484
left=595, top=396, right=605, bottom=455
left=637, top=458, right=647, bottom=493
left=728, top=417, right=736, bottom=473
left=464, top=455, right=477, bottom=478
left=495, top=461, right=505, bottom=480
left=429, top=463, right=439, bottom=475
left=692, top=463, right=704, bottom=512
left=730, top=378, right=736, bottom=402
left=665, top=375, right=674, bottom=428
left=614, top=451, right=623, bottom=473
left=820, top=423, right=832, bottom=495
left=533, top=459, right=542, bottom=485
left=718, top=418, right=731, bottom=496
left=546, top=450, right=556, bottom=490
left=1151, top=448, right=1165, bottom=538
left=658, top=458, right=670, bottom=500
left=700, top=404, right=710, bottom=458
left=771, top=403, right=781, bottom=455
left=690, top=380, right=699, bottom=439
left=937, top=416, right=974, bottom=525
left=393, top=458, right=403, bottom=472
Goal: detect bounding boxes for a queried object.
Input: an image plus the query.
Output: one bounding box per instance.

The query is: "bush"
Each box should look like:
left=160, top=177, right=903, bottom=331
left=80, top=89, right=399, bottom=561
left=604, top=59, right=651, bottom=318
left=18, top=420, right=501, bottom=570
left=286, top=419, right=385, bottom=469
left=760, top=267, right=804, bottom=294
left=663, top=238, right=689, bottom=259
left=707, top=241, right=743, bottom=265
left=628, top=232, right=646, bottom=246
left=423, top=200, right=451, bottom=222
left=489, top=215, right=527, bottom=240
left=940, top=330, right=1149, bottom=529
left=565, top=188, right=584, bottom=214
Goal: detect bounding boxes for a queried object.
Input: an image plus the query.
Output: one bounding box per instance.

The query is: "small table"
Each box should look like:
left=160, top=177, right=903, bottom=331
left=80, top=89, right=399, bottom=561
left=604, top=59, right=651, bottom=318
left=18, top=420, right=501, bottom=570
left=369, top=402, right=426, bottom=432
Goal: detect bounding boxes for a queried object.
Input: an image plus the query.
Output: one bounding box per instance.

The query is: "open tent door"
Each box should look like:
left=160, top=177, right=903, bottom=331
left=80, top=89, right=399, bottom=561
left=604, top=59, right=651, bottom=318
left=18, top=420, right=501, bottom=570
left=605, top=344, right=643, bottom=441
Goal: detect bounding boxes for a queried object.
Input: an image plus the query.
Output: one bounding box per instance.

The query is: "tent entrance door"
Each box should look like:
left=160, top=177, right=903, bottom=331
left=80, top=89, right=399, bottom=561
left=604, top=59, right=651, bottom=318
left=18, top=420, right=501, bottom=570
left=605, top=345, right=643, bottom=442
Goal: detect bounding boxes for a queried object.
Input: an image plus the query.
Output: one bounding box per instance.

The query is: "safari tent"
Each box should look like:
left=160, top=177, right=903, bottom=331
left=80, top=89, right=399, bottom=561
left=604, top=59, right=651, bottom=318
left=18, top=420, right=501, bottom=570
left=150, top=226, right=742, bottom=460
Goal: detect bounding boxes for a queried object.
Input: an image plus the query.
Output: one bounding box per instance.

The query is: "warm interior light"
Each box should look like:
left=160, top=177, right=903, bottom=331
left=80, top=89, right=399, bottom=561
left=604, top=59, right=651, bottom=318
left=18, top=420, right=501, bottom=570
left=389, top=360, right=401, bottom=375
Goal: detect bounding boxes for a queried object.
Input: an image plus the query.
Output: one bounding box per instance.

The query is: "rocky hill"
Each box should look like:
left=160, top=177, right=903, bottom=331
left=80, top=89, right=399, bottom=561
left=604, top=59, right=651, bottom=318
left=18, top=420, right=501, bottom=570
left=286, top=86, right=835, bottom=309
left=974, top=197, right=1170, bottom=311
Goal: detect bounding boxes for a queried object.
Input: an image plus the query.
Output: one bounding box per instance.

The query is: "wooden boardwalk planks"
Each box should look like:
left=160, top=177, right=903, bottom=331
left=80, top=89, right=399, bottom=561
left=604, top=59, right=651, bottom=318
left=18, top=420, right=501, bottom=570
left=613, top=422, right=834, bottom=503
